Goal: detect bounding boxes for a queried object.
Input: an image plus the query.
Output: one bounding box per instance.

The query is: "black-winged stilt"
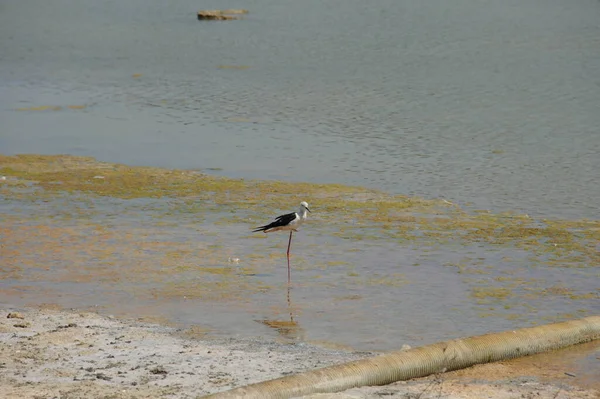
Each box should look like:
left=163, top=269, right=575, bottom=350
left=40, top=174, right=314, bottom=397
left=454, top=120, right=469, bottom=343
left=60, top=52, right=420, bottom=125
left=253, top=201, right=311, bottom=284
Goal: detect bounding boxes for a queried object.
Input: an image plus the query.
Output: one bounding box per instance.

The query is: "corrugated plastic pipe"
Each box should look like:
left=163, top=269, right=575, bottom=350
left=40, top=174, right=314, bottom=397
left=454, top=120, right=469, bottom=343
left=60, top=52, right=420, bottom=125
left=202, top=316, right=600, bottom=399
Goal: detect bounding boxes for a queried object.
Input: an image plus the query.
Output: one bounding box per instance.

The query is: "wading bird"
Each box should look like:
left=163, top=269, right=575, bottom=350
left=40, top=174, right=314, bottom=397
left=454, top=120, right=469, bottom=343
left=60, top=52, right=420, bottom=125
left=253, top=201, right=311, bottom=284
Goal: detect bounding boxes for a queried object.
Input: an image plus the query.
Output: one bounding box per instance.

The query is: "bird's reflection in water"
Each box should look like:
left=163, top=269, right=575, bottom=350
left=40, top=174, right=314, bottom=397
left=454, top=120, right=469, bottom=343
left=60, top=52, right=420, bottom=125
left=258, top=285, right=304, bottom=341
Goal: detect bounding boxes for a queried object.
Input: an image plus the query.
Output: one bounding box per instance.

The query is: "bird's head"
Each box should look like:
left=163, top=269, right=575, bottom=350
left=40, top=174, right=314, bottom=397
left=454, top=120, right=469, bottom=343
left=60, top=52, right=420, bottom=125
left=300, top=201, right=311, bottom=213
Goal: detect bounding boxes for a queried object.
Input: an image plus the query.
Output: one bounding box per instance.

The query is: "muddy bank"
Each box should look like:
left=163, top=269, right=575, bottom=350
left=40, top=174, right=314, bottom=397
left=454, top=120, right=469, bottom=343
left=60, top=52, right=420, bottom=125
left=1, top=307, right=598, bottom=399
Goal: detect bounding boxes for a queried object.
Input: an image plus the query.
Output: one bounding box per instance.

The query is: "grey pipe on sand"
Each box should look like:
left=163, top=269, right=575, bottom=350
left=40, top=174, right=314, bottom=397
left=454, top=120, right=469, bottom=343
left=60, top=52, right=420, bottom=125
left=202, top=316, right=600, bottom=399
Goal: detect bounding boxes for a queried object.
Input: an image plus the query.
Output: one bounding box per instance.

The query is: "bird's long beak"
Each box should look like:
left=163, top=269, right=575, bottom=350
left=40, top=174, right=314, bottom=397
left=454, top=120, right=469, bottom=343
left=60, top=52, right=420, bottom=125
left=307, top=207, right=311, bottom=213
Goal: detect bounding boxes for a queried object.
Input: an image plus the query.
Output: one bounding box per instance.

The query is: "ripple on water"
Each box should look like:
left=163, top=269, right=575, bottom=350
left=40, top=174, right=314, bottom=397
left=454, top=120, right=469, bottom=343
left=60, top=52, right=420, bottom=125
left=1, top=0, right=600, bottom=218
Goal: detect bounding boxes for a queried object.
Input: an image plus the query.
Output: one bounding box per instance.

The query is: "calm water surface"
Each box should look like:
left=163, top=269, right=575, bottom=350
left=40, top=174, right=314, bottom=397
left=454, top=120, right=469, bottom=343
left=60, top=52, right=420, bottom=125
left=1, top=0, right=599, bottom=218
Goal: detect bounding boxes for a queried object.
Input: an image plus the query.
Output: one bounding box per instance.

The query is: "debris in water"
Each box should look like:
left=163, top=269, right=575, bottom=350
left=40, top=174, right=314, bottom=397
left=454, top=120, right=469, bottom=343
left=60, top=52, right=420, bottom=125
left=197, top=9, right=248, bottom=20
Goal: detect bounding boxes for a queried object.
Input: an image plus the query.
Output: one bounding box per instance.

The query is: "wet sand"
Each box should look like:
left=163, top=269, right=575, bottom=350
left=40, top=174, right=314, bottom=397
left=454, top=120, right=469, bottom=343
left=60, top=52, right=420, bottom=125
left=1, top=307, right=598, bottom=399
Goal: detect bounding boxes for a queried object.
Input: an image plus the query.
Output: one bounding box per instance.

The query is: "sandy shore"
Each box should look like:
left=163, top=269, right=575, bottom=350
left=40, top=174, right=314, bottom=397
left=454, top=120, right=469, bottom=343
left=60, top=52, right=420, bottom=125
left=1, top=306, right=598, bottom=399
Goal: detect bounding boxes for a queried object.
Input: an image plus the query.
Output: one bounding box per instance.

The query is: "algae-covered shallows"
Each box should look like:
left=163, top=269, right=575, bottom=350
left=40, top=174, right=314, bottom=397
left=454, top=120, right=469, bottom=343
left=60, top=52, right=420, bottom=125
left=1, top=153, right=599, bottom=318
left=1, top=154, right=598, bottom=263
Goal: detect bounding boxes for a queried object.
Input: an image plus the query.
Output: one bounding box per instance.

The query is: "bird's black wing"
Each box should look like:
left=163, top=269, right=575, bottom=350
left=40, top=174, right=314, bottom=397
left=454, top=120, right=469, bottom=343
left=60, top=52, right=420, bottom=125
left=253, top=212, right=297, bottom=232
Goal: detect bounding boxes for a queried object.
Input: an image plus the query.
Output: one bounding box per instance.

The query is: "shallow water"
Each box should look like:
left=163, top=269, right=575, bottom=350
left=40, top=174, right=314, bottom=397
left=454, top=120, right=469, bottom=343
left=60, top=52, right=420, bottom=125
left=1, top=194, right=598, bottom=352
left=1, top=0, right=600, bottom=219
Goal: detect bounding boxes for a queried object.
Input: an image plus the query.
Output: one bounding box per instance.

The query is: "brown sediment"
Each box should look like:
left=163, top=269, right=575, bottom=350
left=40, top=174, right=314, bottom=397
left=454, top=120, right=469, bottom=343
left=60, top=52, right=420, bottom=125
left=259, top=319, right=302, bottom=340
left=15, top=105, right=62, bottom=111
left=13, top=105, right=87, bottom=111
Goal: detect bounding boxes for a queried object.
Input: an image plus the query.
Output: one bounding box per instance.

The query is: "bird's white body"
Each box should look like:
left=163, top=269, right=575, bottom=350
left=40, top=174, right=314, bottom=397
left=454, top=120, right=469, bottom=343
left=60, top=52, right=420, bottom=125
left=253, top=202, right=311, bottom=234
left=252, top=201, right=311, bottom=284
left=265, top=204, right=309, bottom=233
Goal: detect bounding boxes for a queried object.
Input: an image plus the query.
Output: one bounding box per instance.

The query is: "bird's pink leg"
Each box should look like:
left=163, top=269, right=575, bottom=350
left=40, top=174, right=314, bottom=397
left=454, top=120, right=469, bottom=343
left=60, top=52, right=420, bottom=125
left=286, top=231, right=293, bottom=285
